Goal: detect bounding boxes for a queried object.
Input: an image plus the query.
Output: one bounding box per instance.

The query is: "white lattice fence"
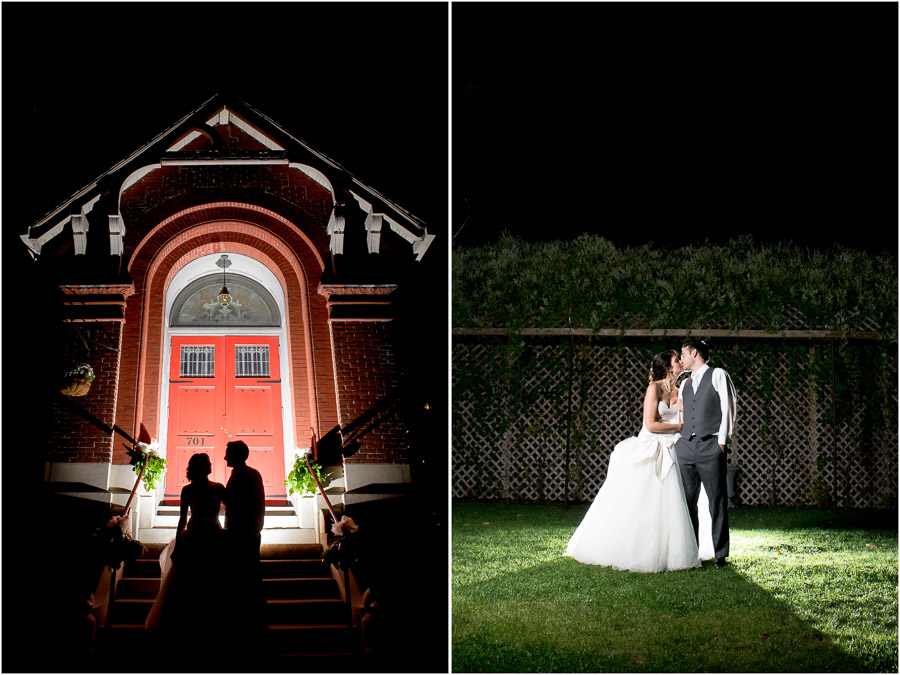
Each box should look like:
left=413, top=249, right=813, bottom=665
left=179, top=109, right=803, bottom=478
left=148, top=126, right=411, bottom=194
left=452, top=337, right=897, bottom=508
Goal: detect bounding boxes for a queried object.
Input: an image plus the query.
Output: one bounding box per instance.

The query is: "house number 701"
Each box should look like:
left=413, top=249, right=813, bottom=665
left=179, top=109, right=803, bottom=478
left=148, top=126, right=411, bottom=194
left=187, top=437, right=205, bottom=445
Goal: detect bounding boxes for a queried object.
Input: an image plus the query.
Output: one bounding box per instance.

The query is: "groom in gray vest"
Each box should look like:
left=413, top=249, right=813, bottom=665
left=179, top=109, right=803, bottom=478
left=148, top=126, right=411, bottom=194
left=676, top=339, right=737, bottom=568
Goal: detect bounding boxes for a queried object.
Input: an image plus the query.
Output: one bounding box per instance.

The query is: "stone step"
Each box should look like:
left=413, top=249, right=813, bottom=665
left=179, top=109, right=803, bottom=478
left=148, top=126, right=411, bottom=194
left=342, top=491, right=405, bottom=506
left=159, top=497, right=295, bottom=507
left=341, top=482, right=411, bottom=506
left=266, top=624, right=357, bottom=652
left=260, top=558, right=330, bottom=579
left=123, top=553, right=327, bottom=581
left=151, top=510, right=299, bottom=529
left=111, top=594, right=346, bottom=626
left=115, top=577, right=160, bottom=598
left=109, top=597, right=154, bottom=625
left=110, top=579, right=342, bottom=626
left=263, top=577, right=339, bottom=600
left=261, top=543, right=323, bottom=559
left=137, top=526, right=318, bottom=545
left=124, top=559, right=162, bottom=579
left=267, top=598, right=348, bottom=625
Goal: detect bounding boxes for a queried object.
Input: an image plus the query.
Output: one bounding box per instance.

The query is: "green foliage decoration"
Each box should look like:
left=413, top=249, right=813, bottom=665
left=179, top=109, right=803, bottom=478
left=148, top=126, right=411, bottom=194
left=453, top=233, right=897, bottom=338
left=453, top=234, right=897, bottom=506
left=284, top=456, right=331, bottom=496
left=63, top=363, right=96, bottom=382
left=133, top=450, right=166, bottom=492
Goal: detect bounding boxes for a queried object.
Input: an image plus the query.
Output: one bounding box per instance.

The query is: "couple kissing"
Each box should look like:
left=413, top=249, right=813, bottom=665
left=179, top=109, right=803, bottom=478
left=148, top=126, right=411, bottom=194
left=566, top=339, right=737, bottom=572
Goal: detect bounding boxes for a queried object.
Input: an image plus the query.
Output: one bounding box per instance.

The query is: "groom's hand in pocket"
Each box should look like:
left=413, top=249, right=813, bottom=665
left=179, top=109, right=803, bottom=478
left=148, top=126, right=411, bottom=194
left=719, top=443, right=726, bottom=453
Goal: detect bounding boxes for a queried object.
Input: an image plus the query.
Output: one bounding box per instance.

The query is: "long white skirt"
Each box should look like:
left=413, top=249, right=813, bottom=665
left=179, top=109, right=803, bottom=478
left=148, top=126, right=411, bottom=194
left=566, top=430, right=714, bottom=572
left=144, top=538, right=175, bottom=632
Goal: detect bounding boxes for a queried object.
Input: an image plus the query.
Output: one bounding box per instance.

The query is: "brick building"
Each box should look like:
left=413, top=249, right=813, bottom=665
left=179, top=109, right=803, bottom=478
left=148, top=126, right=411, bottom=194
left=18, top=95, right=438, bottom=542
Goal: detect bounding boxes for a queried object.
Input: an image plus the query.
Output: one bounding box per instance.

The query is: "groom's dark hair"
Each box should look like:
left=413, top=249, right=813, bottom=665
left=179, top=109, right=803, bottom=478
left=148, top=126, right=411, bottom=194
left=682, top=338, right=710, bottom=362
left=226, top=439, right=250, bottom=463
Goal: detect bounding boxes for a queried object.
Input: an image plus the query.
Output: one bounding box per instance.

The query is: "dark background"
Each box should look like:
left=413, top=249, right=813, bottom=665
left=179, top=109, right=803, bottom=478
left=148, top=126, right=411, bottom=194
left=452, top=2, right=898, bottom=254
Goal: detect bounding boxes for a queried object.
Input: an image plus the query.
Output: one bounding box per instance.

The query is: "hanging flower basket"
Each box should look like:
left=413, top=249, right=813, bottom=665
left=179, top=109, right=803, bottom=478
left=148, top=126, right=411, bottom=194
left=60, top=364, right=96, bottom=397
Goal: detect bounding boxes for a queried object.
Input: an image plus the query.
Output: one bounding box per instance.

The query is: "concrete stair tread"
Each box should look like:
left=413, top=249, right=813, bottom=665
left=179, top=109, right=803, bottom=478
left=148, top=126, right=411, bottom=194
left=272, top=652, right=355, bottom=658
left=269, top=623, right=352, bottom=630
left=343, top=481, right=414, bottom=494
left=137, top=527, right=317, bottom=545
left=268, top=597, right=343, bottom=604
left=159, top=498, right=294, bottom=507
left=107, top=623, right=146, bottom=630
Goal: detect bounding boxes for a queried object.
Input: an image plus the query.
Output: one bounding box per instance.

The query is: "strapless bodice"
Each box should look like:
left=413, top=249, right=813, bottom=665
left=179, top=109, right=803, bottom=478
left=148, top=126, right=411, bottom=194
left=658, top=401, right=679, bottom=423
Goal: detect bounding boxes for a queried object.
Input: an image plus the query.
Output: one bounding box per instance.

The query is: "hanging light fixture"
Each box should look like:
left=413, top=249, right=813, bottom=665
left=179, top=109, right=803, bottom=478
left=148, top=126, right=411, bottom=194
left=216, top=254, right=232, bottom=307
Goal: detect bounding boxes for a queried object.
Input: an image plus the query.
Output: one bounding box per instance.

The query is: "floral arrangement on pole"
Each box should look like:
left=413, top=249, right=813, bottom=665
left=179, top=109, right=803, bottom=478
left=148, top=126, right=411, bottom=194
left=283, top=454, right=331, bottom=496
left=93, top=513, right=144, bottom=571
left=60, top=363, right=96, bottom=397
left=323, top=514, right=360, bottom=570
left=128, top=438, right=167, bottom=492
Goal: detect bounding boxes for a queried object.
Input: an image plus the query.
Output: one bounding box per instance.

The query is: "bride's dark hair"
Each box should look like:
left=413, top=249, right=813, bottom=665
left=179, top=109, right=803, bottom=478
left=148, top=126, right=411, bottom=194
left=648, top=350, right=678, bottom=384
left=186, top=452, right=212, bottom=481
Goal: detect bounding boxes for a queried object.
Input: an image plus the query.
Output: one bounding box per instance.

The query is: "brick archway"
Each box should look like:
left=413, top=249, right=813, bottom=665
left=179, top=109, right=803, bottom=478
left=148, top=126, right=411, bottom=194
left=115, top=203, right=338, bottom=466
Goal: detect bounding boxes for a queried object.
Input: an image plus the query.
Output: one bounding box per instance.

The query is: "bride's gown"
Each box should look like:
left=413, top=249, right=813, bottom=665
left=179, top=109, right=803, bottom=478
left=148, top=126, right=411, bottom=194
left=566, top=401, right=715, bottom=572
left=145, top=483, right=227, bottom=632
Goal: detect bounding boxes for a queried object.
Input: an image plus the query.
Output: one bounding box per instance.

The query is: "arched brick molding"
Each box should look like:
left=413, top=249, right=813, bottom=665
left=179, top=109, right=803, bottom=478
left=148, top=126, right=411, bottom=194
left=118, top=166, right=335, bottom=264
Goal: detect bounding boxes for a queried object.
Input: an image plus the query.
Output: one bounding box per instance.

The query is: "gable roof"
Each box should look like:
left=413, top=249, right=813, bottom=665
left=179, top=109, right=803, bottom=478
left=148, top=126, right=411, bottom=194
left=20, top=94, right=434, bottom=260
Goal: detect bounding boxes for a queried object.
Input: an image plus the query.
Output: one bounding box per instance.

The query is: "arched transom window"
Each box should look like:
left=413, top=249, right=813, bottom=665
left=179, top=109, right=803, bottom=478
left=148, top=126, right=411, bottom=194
left=169, top=274, right=281, bottom=327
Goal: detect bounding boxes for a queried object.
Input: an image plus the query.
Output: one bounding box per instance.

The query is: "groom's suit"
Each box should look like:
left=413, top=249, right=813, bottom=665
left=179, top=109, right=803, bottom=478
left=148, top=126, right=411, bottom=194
left=675, top=364, right=736, bottom=560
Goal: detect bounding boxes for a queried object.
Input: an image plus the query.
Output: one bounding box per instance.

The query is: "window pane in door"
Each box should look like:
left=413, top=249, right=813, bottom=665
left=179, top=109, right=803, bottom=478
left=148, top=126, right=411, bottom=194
left=180, top=345, right=215, bottom=377
left=235, top=345, right=270, bottom=378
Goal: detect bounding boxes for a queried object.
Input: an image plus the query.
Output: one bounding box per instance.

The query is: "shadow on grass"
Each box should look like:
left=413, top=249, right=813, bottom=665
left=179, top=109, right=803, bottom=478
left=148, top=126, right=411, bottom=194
left=454, top=559, right=866, bottom=672
left=452, top=504, right=892, bottom=672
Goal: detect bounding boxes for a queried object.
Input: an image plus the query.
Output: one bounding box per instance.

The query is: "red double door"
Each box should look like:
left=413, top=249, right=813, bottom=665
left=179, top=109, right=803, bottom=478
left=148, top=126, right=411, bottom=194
left=166, top=335, right=285, bottom=497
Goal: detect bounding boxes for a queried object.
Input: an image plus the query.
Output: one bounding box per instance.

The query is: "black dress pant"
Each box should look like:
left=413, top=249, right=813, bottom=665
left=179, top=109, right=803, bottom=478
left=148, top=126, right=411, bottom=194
left=674, top=435, right=729, bottom=559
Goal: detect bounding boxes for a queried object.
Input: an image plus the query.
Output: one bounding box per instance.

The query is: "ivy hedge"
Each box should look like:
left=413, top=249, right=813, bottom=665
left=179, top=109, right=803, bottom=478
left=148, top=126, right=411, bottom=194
left=452, top=233, right=897, bottom=337
left=452, top=235, right=898, bottom=506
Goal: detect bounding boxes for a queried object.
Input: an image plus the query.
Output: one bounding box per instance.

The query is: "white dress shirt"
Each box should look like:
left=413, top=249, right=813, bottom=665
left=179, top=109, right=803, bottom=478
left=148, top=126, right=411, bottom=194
left=678, top=362, right=737, bottom=446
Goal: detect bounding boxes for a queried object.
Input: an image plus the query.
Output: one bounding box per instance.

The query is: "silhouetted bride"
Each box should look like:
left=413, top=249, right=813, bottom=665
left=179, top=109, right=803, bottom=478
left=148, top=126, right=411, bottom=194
left=566, top=351, right=713, bottom=572
left=145, top=452, right=228, bottom=635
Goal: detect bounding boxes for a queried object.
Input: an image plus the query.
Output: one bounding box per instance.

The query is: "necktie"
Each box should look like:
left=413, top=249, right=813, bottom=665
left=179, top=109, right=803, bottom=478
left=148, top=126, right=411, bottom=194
left=691, top=371, right=700, bottom=394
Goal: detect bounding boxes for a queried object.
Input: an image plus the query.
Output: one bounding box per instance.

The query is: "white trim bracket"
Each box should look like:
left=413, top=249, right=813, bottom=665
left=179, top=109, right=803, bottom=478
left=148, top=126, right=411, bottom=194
left=71, top=215, right=89, bottom=255
left=327, top=208, right=346, bottom=255
left=21, top=194, right=101, bottom=259
left=349, top=190, right=433, bottom=261
left=364, top=213, right=383, bottom=254
left=109, top=215, right=126, bottom=256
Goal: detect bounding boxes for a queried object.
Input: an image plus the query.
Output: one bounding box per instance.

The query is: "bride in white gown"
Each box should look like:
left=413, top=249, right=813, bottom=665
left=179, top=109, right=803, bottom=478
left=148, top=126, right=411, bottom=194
left=566, top=350, right=714, bottom=572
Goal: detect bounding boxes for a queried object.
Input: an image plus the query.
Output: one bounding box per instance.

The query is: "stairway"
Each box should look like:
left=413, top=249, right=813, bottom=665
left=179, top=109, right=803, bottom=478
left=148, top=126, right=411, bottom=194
left=96, top=544, right=363, bottom=670
left=136, top=501, right=317, bottom=544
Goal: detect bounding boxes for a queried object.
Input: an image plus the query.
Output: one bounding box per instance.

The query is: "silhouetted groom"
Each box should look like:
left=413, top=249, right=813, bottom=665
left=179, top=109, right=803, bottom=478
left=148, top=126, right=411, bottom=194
left=224, top=440, right=267, bottom=651
left=675, top=339, right=737, bottom=569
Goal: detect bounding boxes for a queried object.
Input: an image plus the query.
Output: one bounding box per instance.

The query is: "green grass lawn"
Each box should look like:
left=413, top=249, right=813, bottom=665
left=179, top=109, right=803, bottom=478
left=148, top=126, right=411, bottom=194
left=452, top=503, right=897, bottom=673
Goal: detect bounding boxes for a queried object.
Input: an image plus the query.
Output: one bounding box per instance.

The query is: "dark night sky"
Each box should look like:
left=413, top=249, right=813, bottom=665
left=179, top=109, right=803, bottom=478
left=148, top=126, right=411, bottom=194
left=3, top=2, right=448, bottom=270
left=452, top=2, right=898, bottom=254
